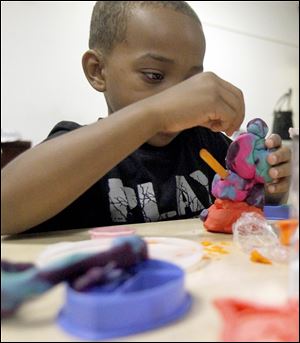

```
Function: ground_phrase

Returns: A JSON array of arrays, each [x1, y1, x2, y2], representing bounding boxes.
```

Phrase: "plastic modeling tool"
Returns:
[[199, 148, 229, 179]]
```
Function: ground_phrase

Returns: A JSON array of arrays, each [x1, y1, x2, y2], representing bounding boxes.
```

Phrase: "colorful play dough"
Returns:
[[226, 118, 272, 184], [200, 118, 271, 233]]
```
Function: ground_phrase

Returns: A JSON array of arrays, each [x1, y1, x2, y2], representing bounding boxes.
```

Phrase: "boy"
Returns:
[[1, 1, 291, 235]]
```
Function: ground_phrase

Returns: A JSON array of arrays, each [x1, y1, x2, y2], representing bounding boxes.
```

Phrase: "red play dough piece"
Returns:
[[203, 199, 263, 233], [214, 298, 299, 342]]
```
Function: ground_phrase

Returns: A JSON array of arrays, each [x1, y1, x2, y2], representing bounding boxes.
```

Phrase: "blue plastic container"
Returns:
[[57, 259, 192, 340], [264, 205, 290, 220]]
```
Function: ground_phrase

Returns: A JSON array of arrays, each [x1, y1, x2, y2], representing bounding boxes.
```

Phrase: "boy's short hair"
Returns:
[[89, 1, 201, 54]]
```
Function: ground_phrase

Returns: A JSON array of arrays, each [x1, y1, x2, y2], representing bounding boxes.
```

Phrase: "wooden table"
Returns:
[[1, 219, 289, 342]]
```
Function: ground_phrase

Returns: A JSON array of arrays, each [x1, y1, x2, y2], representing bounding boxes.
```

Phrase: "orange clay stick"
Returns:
[[199, 149, 229, 179], [275, 219, 299, 246]]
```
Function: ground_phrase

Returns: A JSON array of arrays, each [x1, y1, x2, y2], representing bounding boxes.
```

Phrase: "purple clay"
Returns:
[[199, 209, 209, 221]]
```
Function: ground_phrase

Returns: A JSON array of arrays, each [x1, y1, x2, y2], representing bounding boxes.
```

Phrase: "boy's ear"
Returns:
[[82, 50, 106, 92]]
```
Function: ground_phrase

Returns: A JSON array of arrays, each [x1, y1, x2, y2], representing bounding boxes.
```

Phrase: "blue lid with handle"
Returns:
[[264, 205, 290, 220], [57, 259, 192, 340]]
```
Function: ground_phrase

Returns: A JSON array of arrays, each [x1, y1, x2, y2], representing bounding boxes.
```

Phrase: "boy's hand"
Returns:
[[154, 71, 245, 136], [265, 134, 291, 199]]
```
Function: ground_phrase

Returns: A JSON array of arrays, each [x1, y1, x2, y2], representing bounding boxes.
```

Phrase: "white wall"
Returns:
[[1, 1, 101, 145], [188, 1, 299, 133], [1, 1, 299, 146]]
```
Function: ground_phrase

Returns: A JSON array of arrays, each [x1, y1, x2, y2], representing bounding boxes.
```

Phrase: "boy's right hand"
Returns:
[[152, 71, 245, 136]]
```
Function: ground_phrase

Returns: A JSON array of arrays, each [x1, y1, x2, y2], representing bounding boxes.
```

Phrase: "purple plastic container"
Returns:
[[264, 205, 290, 220], [57, 259, 192, 340]]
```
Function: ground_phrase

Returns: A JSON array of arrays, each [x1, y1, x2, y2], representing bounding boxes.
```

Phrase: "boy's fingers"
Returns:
[[269, 161, 291, 179], [217, 77, 245, 113], [217, 75, 244, 103], [217, 80, 245, 134], [226, 107, 245, 136], [267, 177, 290, 194], [212, 101, 238, 134], [265, 134, 282, 148], [219, 89, 244, 124], [267, 146, 292, 165]]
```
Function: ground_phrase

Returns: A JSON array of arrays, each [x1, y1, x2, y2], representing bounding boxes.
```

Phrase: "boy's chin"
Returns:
[[146, 131, 180, 147]]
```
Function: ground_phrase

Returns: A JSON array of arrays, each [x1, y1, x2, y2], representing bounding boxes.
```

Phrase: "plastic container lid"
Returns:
[[264, 205, 290, 220], [37, 237, 203, 271], [89, 225, 135, 239], [57, 259, 192, 340]]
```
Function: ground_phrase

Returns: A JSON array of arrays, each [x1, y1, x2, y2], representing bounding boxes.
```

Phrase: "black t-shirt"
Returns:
[[27, 121, 231, 232]]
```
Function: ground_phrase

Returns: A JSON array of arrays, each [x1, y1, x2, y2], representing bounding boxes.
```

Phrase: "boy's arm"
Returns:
[[1, 72, 245, 235], [1, 100, 160, 235]]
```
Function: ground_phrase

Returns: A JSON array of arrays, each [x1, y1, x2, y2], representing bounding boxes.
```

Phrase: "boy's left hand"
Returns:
[[265, 134, 291, 197]]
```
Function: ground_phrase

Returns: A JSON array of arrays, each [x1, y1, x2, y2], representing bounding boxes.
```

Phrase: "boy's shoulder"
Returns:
[[45, 118, 107, 141], [45, 120, 83, 141]]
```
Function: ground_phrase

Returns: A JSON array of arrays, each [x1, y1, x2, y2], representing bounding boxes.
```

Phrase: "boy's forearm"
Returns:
[[1, 99, 161, 235]]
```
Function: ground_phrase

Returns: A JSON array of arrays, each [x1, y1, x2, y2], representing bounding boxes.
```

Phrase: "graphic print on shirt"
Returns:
[[108, 170, 212, 223]]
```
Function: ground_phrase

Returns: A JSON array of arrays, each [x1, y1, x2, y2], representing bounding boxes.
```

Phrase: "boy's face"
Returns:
[[102, 7, 205, 146]]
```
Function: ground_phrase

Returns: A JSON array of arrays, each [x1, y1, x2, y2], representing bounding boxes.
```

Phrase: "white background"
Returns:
[[1, 1, 299, 146]]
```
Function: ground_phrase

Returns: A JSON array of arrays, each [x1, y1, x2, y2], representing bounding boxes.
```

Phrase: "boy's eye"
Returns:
[[142, 71, 164, 82]]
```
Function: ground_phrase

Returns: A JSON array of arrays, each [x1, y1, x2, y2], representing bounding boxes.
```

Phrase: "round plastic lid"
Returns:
[[57, 259, 192, 340], [37, 237, 203, 271], [264, 205, 290, 220]]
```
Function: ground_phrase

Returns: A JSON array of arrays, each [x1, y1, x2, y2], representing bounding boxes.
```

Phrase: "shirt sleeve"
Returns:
[[24, 121, 92, 233], [44, 121, 83, 141]]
